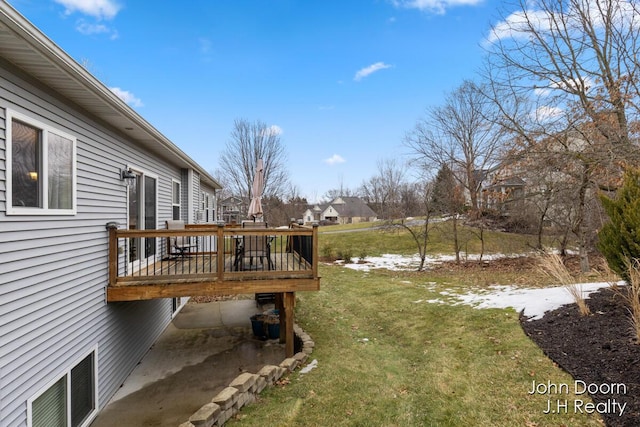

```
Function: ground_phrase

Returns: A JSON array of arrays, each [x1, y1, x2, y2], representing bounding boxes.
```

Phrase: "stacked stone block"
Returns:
[[178, 324, 315, 426]]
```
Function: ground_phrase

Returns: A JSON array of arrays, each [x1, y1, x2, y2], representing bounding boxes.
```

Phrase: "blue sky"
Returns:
[[8, 0, 506, 202]]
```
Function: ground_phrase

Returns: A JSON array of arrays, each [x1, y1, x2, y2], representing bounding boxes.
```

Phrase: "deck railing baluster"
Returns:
[[109, 224, 318, 298]]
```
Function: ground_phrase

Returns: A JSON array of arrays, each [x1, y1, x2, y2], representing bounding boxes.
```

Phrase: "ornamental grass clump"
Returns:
[[624, 261, 640, 342], [540, 253, 591, 316]]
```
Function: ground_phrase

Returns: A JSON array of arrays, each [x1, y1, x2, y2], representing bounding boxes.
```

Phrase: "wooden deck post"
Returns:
[[106, 222, 118, 286], [216, 223, 225, 280], [312, 223, 319, 279], [276, 293, 285, 343], [284, 292, 295, 357]]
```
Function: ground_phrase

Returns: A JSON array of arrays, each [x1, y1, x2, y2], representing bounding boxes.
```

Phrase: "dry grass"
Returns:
[[539, 253, 591, 316], [608, 260, 640, 342], [627, 263, 640, 342]]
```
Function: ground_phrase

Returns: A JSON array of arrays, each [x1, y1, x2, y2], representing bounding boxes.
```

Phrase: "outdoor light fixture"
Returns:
[[120, 168, 136, 186]]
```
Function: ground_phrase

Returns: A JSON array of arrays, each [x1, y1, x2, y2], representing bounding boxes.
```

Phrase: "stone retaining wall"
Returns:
[[178, 324, 315, 427]]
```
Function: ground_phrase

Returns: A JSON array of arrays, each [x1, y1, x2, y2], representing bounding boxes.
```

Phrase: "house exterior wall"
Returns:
[[200, 182, 217, 224], [0, 59, 182, 426], [321, 205, 339, 222]]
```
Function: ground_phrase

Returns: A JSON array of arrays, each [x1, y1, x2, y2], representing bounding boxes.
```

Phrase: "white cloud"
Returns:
[[268, 125, 283, 136], [485, 1, 637, 47], [76, 21, 108, 34], [324, 154, 345, 165], [392, 0, 482, 15], [534, 105, 564, 122], [76, 19, 118, 39], [110, 87, 143, 108], [354, 62, 393, 82], [54, 0, 122, 20], [483, 10, 549, 46]]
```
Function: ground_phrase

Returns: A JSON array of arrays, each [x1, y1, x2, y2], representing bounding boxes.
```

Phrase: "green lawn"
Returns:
[[318, 219, 543, 259], [229, 262, 603, 426]]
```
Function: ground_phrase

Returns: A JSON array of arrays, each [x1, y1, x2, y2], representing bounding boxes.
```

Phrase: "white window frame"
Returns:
[[172, 179, 181, 220], [27, 345, 99, 427], [6, 109, 77, 215]]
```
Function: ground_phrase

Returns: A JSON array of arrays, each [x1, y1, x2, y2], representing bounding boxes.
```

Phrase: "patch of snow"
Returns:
[[432, 281, 623, 320], [343, 253, 530, 272], [341, 252, 620, 320], [300, 359, 318, 374]]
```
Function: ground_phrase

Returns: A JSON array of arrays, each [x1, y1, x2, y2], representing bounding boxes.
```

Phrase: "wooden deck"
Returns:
[[106, 223, 320, 357], [107, 223, 319, 301]]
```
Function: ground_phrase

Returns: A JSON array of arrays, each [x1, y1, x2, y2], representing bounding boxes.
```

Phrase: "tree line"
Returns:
[[215, 0, 640, 273]]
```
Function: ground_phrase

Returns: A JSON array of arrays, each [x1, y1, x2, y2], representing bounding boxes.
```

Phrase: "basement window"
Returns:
[[28, 349, 98, 427]]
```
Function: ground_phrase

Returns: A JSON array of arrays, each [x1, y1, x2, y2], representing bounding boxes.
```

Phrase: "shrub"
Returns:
[[597, 168, 640, 282], [321, 243, 335, 260], [337, 248, 353, 264]]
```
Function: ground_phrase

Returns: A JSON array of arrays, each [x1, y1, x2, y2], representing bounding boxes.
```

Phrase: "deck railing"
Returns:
[[106, 222, 319, 301]]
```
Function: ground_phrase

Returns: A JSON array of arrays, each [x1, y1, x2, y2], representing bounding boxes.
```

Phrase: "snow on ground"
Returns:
[[453, 282, 620, 320], [343, 253, 529, 272], [339, 253, 622, 321]]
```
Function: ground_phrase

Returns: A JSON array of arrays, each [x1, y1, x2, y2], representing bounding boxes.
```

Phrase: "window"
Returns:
[[202, 191, 214, 223], [7, 110, 76, 215], [28, 349, 98, 427], [172, 180, 181, 220]]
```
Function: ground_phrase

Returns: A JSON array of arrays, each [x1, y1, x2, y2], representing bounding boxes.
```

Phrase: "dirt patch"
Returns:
[[520, 287, 640, 426], [427, 253, 615, 288]]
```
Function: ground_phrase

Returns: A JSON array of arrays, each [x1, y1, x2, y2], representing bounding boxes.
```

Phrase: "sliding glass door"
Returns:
[[128, 170, 157, 266]]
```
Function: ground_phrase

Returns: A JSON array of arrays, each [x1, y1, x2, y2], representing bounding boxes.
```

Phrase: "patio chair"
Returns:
[[235, 221, 273, 271], [166, 220, 197, 258]]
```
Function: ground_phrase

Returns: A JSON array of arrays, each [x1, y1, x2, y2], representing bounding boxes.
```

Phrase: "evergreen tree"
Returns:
[[597, 169, 640, 282], [431, 164, 461, 215]]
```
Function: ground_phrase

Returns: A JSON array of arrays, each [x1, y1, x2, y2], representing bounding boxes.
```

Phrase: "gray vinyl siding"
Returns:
[[193, 171, 201, 222], [181, 168, 189, 223], [0, 61, 180, 425], [0, 107, 5, 212]]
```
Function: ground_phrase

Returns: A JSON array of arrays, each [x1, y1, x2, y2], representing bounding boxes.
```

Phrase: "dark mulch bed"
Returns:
[[520, 287, 640, 426]]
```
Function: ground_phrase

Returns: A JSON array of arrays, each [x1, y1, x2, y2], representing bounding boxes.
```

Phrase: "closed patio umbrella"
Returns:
[[247, 159, 264, 220]]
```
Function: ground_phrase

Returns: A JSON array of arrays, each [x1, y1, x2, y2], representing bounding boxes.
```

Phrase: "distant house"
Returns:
[[0, 4, 222, 427], [469, 168, 526, 212], [219, 195, 247, 224], [482, 175, 526, 211], [303, 197, 378, 225]]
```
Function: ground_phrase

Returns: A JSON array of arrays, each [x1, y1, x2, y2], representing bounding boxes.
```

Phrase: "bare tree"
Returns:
[[386, 180, 436, 271], [404, 80, 507, 218], [482, 0, 640, 271], [360, 158, 407, 219], [218, 118, 289, 199], [484, 0, 640, 150]]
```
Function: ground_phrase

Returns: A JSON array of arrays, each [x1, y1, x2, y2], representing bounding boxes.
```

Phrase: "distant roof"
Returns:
[[487, 176, 526, 189], [332, 197, 378, 218], [221, 196, 246, 204], [0, 2, 221, 190]]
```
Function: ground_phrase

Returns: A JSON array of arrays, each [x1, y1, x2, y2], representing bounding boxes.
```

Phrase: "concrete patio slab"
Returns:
[[90, 299, 284, 427]]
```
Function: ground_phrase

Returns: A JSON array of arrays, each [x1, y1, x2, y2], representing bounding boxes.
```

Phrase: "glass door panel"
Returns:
[[144, 176, 157, 258], [128, 174, 141, 263]]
